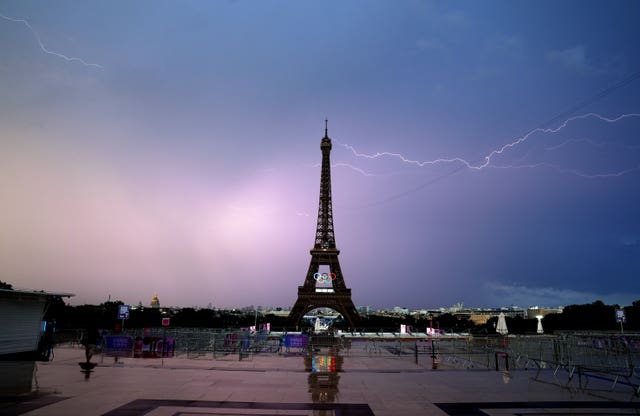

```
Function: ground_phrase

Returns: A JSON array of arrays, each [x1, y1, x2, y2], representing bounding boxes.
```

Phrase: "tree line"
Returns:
[[40, 297, 640, 335]]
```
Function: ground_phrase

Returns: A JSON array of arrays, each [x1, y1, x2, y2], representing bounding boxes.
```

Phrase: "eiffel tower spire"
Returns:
[[315, 118, 336, 249], [289, 121, 359, 328]]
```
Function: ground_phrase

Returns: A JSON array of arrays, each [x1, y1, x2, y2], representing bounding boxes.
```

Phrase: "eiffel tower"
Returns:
[[289, 121, 359, 328]]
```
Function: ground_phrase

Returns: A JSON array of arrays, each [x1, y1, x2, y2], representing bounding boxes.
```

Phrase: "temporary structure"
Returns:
[[536, 315, 544, 334], [496, 312, 508, 335], [0, 289, 74, 357], [314, 316, 323, 332]]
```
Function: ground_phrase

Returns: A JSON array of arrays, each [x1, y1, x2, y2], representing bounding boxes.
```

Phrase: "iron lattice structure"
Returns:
[[288, 123, 360, 328]]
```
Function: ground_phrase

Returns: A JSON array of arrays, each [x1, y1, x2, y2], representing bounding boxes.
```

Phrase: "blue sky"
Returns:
[[1, 1, 639, 309]]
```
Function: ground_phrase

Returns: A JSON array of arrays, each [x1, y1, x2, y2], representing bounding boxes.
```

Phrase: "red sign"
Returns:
[[161, 317, 170, 327]]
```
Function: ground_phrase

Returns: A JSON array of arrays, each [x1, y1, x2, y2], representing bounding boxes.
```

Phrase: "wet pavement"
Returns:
[[1, 346, 638, 415]]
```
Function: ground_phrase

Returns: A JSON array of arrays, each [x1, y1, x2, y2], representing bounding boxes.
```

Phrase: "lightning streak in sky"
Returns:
[[560, 165, 640, 178], [0, 12, 103, 69], [337, 113, 640, 178], [310, 162, 378, 177], [545, 138, 606, 151], [332, 163, 378, 177], [336, 145, 475, 169], [488, 163, 640, 178], [480, 113, 640, 169]]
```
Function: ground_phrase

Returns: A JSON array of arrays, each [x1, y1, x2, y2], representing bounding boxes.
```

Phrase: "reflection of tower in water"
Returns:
[[305, 350, 343, 413]]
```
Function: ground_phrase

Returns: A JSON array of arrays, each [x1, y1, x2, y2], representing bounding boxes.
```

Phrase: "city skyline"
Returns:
[[1, 1, 639, 309]]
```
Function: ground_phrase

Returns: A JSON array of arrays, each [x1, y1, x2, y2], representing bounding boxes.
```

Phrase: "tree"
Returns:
[[0, 280, 13, 289], [542, 300, 619, 333], [623, 300, 640, 331]]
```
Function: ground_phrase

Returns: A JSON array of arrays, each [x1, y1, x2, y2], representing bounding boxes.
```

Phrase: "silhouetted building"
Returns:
[[0, 288, 73, 358]]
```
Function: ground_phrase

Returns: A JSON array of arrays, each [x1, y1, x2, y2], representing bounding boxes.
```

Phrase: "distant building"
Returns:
[[449, 302, 464, 313], [357, 305, 371, 315], [150, 294, 160, 308], [527, 306, 563, 319], [468, 313, 493, 325], [393, 306, 409, 315], [457, 307, 526, 325], [265, 308, 290, 317], [501, 306, 527, 319]]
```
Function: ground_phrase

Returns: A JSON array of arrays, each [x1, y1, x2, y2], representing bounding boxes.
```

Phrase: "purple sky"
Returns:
[[1, 1, 639, 309]]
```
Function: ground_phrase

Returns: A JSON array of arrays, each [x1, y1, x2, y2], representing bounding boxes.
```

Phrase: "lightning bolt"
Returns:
[[309, 162, 379, 177], [488, 163, 640, 178], [337, 112, 640, 178], [545, 138, 606, 151], [332, 163, 379, 177], [336, 144, 475, 169], [479, 113, 640, 169], [545, 137, 640, 152], [1, 12, 103, 69]]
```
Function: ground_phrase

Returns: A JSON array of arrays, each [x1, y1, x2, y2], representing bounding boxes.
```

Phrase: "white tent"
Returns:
[[314, 317, 322, 332], [536, 315, 544, 334], [496, 312, 508, 335]]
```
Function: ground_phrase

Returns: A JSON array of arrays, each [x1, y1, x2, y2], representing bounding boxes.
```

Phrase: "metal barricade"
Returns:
[[102, 335, 134, 362], [503, 333, 640, 395]]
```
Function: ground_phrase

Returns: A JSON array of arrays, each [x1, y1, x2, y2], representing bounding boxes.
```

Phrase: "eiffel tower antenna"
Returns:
[[288, 122, 359, 329]]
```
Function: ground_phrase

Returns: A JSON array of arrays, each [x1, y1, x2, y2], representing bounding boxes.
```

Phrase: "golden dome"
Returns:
[[150, 294, 160, 307]]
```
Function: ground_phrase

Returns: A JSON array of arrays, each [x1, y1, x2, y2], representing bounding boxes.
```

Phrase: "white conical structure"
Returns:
[[314, 317, 322, 332], [496, 312, 508, 335], [536, 315, 544, 334]]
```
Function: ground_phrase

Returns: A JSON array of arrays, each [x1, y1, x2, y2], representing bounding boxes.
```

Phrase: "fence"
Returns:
[[61, 327, 640, 395], [508, 333, 640, 395], [96, 328, 282, 360], [413, 333, 640, 396]]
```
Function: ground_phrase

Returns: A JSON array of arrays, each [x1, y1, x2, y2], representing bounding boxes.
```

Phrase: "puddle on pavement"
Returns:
[[305, 347, 343, 414]]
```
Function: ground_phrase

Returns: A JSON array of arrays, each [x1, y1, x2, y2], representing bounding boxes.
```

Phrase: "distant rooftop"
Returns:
[[0, 288, 75, 298]]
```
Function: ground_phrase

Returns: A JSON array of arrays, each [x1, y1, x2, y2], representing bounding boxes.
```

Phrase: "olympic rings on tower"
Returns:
[[313, 272, 337, 284]]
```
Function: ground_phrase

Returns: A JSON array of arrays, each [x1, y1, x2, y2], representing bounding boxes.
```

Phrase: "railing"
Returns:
[[421, 333, 640, 396], [509, 334, 640, 396], [57, 327, 640, 395]]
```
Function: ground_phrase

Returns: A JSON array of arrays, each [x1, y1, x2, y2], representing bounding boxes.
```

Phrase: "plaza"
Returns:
[[2, 337, 639, 416]]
